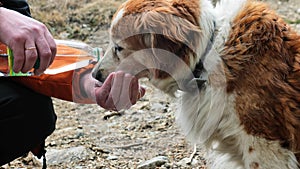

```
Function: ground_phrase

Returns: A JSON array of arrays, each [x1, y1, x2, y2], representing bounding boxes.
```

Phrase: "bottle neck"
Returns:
[[92, 47, 103, 61]]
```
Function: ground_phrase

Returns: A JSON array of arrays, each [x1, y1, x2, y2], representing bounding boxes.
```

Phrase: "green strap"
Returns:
[[7, 47, 38, 76]]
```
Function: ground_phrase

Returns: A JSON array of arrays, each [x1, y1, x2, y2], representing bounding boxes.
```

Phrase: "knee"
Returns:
[[25, 94, 57, 135], [11, 91, 57, 136], [0, 91, 57, 165]]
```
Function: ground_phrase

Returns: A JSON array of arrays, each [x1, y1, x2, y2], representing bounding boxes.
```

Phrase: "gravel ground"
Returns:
[[1, 0, 300, 168]]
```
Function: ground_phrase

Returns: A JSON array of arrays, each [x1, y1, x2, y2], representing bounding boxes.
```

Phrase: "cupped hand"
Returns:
[[88, 71, 145, 111], [0, 7, 56, 75]]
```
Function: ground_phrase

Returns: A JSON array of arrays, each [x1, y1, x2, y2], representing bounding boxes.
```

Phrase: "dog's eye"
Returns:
[[114, 45, 124, 53], [112, 45, 123, 62]]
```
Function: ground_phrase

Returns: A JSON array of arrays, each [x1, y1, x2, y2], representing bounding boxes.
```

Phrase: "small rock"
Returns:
[[74, 166, 84, 169], [48, 141, 57, 146], [107, 155, 119, 160], [297, 8, 300, 14], [42, 146, 91, 165], [176, 157, 199, 167], [137, 156, 169, 169], [150, 103, 166, 111]]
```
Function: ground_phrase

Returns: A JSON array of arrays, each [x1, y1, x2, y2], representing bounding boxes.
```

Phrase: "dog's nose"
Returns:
[[94, 70, 106, 82]]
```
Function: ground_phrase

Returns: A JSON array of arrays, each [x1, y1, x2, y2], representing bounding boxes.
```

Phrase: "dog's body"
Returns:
[[92, 0, 300, 168]]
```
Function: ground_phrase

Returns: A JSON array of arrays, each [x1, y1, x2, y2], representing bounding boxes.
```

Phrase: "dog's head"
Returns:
[[92, 0, 215, 95]]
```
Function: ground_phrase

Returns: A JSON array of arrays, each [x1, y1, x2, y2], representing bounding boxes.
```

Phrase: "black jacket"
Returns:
[[0, 0, 31, 17]]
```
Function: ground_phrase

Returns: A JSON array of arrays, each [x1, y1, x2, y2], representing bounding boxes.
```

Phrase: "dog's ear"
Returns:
[[139, 11, 201, 63]]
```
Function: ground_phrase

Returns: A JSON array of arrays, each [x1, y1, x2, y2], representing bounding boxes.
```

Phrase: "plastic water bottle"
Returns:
[[43, 39, 103, 75], [0, 39, 103, 76], [54, 39, 102, 62]]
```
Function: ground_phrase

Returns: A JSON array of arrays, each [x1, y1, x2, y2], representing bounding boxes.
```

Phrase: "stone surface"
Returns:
[[137, 156, 169, 169], [44, 146, 92, 165]]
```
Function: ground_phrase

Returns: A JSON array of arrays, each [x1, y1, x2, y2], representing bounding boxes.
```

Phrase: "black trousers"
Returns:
[[0, 79, 57, 165]]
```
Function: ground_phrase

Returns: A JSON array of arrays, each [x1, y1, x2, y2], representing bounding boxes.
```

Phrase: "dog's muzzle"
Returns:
[[94, 70, 106, 83], [92, 66, 107, 83]]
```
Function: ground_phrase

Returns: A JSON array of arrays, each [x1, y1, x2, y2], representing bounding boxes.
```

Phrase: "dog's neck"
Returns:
[[192, 0, 217, 89], [193, 20, 216, 76]]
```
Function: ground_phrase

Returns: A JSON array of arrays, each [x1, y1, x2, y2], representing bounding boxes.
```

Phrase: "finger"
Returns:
[[34, 37, 52, 75], [105, 93, 117, 111], [10, 42, 25, 73], [22, 42, 38, 73], [44, 30, 56, 65], [95, 72, 115, 110], [110, 71, 125, 109], [118, 73, 135, 110], [129, 75, 139, 105]]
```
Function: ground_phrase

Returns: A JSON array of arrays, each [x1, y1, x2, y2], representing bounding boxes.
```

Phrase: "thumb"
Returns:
[[138, 86, 146, 99]]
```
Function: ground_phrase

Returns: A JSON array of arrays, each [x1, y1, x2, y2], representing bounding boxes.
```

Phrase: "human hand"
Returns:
[[0, 7, 56, 75], [82, 71, 145, 111], [95, 71, 146, 111]]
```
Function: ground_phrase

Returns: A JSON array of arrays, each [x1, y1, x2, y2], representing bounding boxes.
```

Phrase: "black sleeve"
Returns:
[[0, 0, 31, 17]]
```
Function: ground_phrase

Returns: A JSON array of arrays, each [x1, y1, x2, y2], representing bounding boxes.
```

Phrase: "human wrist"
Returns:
[[80, 72, 91, 97], [79, 71, 98, 100]]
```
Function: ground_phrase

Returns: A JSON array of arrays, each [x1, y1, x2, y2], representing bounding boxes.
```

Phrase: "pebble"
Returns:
[[40, 146, 92, 165], [176, 157, 199, 167], [106, 155, 119, 160], [137, 156, 169, 169]]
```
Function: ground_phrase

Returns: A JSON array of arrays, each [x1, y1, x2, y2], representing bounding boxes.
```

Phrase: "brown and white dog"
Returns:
[[92, 0, 300, 168]]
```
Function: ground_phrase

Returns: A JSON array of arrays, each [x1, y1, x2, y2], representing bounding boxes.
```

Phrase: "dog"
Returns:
[[92, 0, 300, 168]]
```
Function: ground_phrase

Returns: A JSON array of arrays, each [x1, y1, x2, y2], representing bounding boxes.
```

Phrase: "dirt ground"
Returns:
[[2, 0, 300, 168]]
